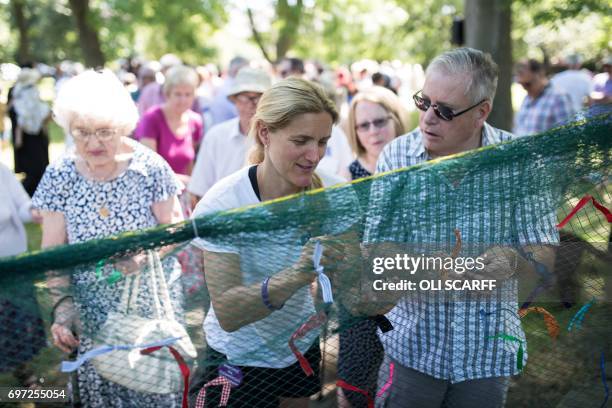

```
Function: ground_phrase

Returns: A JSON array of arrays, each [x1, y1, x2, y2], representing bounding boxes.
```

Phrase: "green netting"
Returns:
[[0, 109, 610, 408]]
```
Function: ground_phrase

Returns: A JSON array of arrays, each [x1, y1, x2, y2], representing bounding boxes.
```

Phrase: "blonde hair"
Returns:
[[162, 65, 199, 96], [347, 86, 409, 157], [248, 78, 338, 190], [53, 69, 138, 133]]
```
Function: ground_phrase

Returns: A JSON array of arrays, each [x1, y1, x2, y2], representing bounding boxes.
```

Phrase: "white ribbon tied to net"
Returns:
[[313, 241, 333, 303]]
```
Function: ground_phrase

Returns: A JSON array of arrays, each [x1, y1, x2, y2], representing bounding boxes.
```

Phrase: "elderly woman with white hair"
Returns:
[[31, 70, 185, 407]]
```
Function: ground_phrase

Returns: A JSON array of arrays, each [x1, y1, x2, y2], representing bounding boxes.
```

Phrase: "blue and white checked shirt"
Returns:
[[514, 83, 574, 137], [364, 123, 559, 382]]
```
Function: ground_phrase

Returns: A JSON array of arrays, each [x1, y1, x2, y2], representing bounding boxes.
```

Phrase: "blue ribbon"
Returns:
[[567, 298, 596, 332], [60, 336, 183, 372]]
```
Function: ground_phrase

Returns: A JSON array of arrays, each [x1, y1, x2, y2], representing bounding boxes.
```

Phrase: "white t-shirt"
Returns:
[[191, 166, 351, 368], [188, 117, 253, 198], [317, 125, 353, 180]]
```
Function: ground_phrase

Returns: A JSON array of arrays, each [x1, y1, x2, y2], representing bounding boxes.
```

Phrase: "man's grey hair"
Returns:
[[426, 47, 499, 106]]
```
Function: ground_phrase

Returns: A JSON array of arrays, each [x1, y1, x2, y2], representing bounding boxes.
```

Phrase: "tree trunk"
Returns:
[[275, 0, 303, 62], [67, 0, 105, 68], [11, 0, 31, 65], [465, 0, 513, 132]]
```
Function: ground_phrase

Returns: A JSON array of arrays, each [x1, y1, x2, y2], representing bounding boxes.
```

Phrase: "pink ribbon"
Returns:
[[195, 376, 232, 408], [288, 311, 327, 376], [377, 362, 395, 397]]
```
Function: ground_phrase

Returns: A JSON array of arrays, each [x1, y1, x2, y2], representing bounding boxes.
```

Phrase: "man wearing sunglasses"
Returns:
[[364, 48, 558, 408]]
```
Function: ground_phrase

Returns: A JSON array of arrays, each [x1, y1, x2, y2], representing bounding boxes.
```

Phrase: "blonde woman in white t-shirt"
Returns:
[[190, 78, 365, 407]]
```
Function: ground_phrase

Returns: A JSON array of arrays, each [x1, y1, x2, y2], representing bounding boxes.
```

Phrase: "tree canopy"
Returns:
[[0, 0, 609, 68]]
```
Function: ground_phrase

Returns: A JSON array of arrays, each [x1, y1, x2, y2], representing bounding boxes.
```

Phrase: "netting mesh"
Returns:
[[0, 108, 610, 407]]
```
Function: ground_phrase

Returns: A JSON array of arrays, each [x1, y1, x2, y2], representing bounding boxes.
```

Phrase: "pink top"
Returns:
[[135, 106, 203, 175]]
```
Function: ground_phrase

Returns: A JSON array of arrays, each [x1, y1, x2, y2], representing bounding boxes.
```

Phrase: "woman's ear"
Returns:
[[257, 121, 270, 146]]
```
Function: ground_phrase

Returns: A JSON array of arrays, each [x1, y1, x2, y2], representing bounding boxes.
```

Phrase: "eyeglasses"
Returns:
[[355, 116, 392, 133], [413, 91, 485, 121], [235, 93, 262, 105], [71, 128, 117, 141]]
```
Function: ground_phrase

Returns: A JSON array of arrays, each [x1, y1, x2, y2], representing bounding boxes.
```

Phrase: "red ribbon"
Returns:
[[140, 345, 190, 408], [195, 376, 232, 408], [288, 311, 327, 376], [518, 306, 560, 340], [337, 380, 374, 408], [557, 195, 612, 229]]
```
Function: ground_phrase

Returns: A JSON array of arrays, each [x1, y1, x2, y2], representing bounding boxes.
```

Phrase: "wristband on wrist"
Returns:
[[261, 277, 284, 311]]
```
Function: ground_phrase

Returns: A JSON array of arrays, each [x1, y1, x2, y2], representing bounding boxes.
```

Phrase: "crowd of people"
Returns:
[[0, 47, 610, 408]]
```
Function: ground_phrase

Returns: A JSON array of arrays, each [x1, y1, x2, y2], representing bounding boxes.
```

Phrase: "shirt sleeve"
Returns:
[[31, 163, 69, 213], [190, 195, 239, 254], [9, 175, 32, 222], [513, 171, 560, 246], [149, 158, 182, 203]]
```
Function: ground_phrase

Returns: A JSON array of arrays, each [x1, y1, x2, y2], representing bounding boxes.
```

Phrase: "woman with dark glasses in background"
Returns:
[[344, 86, 409, 180]]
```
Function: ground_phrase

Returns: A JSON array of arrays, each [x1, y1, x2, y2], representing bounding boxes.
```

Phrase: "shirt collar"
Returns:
[[481, 122, 502, 146], [408, 128, 426, 157], [230, 117, 247, 140]]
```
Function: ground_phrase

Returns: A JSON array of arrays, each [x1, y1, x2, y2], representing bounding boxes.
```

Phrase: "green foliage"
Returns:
[[519, 0, 611, 25], [0, 0, 609, 68], [101, 0, 226, 63], [278, 0, 462, 66], [512, 0, 611, 63], [1, 0, 226, 65]]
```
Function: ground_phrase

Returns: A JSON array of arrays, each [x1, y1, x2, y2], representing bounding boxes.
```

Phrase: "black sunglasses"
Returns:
[[413, 91, 485, 121]]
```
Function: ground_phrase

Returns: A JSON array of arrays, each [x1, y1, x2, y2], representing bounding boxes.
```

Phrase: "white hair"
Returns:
[[426, 47, 499, 106], [53, 69, 138, 132]]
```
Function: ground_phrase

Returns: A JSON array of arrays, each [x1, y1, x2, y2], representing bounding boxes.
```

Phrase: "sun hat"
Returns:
[[227, 67, 272, 97]]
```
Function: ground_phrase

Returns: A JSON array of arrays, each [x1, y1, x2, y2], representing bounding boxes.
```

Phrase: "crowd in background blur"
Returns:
[[2, 52, 610, 204], [0, 52, 609, 235]]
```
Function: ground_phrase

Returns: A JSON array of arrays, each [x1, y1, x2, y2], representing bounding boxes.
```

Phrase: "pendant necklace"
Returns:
[[84, 160, 118, 218]]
